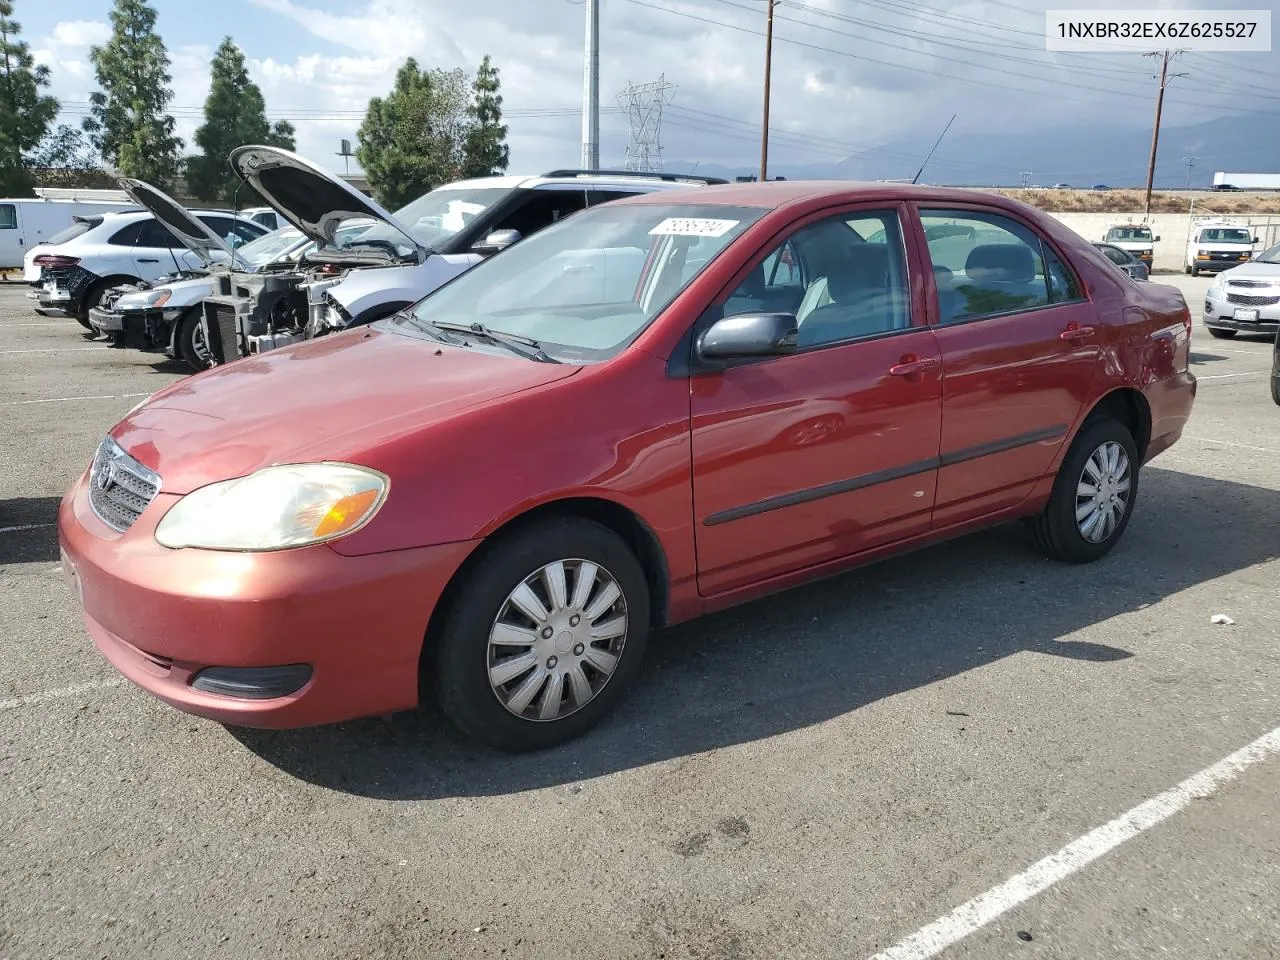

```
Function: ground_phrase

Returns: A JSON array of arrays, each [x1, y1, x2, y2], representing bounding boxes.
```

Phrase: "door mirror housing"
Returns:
[[472, 229, 521, 256], [697, 313, 799, 360], [1254, 235, 1261, 244], [1154, 235, 1161, 241]]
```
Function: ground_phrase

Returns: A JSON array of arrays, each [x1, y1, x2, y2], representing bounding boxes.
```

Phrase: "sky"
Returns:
[[12, 0, 1280, 182]]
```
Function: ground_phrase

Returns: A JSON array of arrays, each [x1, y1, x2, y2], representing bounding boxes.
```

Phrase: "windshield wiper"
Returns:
[[429, 321, 560, 363]]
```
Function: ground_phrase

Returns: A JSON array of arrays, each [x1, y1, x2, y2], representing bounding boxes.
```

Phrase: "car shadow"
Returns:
[[1190, 352, 1231, 364], [0, 497, 62, 564], [228, 466, 1278, 800]]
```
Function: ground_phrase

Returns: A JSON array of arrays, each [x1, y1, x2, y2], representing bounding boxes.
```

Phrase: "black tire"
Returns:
[[1190, 264, 1200, 277], [1207, 327, 1237, 340], [175, 308, 211, 372], [75, 281, 117, 330], [1183, 264, 1191, 275], [1029, 416, 1140, 564], [432, 517, 651, 752]]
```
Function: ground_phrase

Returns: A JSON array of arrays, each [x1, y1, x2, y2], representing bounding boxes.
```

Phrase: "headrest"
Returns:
[[827, 246, 890, 302], [965, 243, 1035, 283]]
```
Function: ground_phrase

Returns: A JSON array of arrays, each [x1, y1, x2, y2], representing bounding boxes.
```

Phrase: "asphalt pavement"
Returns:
[[1, 276, 1278, 960]]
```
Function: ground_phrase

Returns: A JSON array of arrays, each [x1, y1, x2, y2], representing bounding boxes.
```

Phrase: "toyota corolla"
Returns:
[[58, 182, 1197, 751]]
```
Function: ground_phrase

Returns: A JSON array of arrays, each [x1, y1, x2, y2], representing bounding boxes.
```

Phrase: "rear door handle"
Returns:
[[889, 356, 941, 377], [1060, 324, 1096, 341]]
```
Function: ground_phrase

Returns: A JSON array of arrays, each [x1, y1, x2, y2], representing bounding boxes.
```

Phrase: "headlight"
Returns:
[[154, 463, 389, 551], [1209, 274, 1227, 291], [144, 289, 172, 307]]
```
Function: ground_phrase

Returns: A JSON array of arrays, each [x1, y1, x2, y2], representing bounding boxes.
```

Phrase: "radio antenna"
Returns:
[[912, 113, 956, 185]]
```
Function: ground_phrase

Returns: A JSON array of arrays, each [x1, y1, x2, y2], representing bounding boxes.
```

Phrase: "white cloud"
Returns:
[[51, 20, 111, 48]]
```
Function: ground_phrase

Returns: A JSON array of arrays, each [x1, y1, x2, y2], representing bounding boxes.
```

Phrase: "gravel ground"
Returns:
[[1, 276, 1278, 960]]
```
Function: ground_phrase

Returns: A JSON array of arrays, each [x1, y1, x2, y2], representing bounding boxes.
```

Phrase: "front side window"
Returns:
[[722, 210, 911, 347], [490, 189, 590, 239], [132, 219, 181, 248], [0, 204, 15, 230], [920, 209, 1082, 323], [390, 202, 767, 362]]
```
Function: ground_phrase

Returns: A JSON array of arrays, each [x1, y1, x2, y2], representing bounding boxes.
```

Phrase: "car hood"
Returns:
[[229, 145, 425, 256], [118, 178, 245, 270], [111, 328, 581, 494], [1219, 261, 1280, 280]]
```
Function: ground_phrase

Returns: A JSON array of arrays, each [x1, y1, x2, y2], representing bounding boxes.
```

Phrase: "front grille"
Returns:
[[1226, 293, 1280, 307], [88, 437, 161, 533]]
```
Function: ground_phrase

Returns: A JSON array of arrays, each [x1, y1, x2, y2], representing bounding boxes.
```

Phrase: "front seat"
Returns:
[[956, 243, 1042, 317], [796, 246, 896, 346]]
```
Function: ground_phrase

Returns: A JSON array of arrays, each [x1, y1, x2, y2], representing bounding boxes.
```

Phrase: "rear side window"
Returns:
[[0, 204, 15, 229], [47, 219, 100, 244], [109, 219, 181, 248], [920, 209, 1083, 323]]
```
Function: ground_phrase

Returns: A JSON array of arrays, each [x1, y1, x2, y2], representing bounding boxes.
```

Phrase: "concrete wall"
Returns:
[[1050, 212, 1280, 273]]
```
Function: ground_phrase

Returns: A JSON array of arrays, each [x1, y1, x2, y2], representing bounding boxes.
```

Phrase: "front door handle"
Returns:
[[1060, 324, 1096, 341], [889, 356, 941, 378], [137, 258, 160, 263]]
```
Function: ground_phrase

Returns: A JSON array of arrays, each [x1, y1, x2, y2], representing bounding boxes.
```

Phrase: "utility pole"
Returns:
[[581, 0, 600, 170], [760, 0, 776, 182], [1183, 155, 1198, 189], [1143, 50, 1188, 216]]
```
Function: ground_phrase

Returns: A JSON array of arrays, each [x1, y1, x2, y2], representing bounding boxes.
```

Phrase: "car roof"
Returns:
[[435, 173, 718, 192], [603, 179, 1041, 210]]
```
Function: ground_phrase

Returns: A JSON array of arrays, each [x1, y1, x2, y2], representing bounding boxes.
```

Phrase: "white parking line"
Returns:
[[0, 523, 54, 534], [1185, 435, 1280, 454], [1195, 370, 1266, 381], [0, 678, 128, 712], [0, 392, 147, 406], [1, 321, 81, 326], [0, 347, 98, 355], [867, 723, 1280, 960]]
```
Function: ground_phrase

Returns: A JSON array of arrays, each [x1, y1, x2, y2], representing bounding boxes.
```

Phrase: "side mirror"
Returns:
[[472, 229, 521, 256], [1154, 235, 1161, 241], [697, 313, 798, 361], [1254, 236, 1261, 244]]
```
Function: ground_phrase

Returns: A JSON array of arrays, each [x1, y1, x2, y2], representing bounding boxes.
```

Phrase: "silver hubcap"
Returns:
[[191, 321, 210, 366], [1075, 441, 1131, 543], [488, 559, 628, 722]]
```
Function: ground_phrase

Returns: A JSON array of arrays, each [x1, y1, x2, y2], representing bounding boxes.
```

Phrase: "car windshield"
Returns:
[[46, 218, 102, 245], [236, 227, 304, 265], [1106, 227, 1151, 241], [1201, 228, 1252, 243], [1256, 242, 1280, 263], [385, 202, 767, 362], [343, 186, 512, 255]]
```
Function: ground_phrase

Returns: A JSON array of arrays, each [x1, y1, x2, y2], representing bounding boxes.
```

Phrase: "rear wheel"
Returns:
[[1030, 416, 1140, 564], [432, 518, 651, 752], [1207, 327, 1237, 340], [176, 308, 211, 372]]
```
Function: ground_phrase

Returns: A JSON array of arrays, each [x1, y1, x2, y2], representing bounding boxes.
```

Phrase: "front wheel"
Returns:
[[432, 517, 651, 752], [175, 309, 211, 372], [1029, 416, 1140, 563], [1271, 332, 1280, 406], [1191, 264, 1201, 277]]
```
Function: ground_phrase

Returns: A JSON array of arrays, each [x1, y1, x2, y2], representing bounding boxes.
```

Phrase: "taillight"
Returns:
[[34, 255, 80, 268]]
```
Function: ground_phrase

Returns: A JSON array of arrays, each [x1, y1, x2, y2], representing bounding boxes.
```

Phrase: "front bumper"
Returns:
[[1204, 289, 1280, 334], [57, 471, 479, 728], [88, 306, 124, 333], [1193, 254, 1253, 273]]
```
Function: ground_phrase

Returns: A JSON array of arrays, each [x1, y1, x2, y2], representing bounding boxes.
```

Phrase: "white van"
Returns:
[[0, 197, 138, 271], [1185, 219, 1259, 276]]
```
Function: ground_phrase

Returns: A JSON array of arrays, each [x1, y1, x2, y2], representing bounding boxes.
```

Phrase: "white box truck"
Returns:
[[0, 197, 138, 272]]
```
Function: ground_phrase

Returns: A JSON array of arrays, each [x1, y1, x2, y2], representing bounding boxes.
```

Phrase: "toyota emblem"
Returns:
[[94, 460, 113, 492]]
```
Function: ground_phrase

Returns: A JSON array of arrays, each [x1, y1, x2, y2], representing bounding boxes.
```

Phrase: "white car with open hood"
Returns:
[[200, 145, 725, 364]]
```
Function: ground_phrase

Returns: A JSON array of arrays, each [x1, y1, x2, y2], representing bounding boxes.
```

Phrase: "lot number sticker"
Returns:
[[649, 218, 740, 238]]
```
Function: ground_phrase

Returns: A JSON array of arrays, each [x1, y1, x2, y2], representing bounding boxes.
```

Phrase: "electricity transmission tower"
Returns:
[[1183, 155, 1198, 189], [617, 75, 676, 172]]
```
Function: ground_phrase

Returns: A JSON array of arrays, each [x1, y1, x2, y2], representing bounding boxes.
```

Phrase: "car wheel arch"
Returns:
[[417, 496, 671, 690], [81, 274, 141, 312], [1081, 387, 1152, 461]]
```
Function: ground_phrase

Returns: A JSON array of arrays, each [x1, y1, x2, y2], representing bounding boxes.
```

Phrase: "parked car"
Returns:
[[1, 196, 137, 271], [201, 146, 726, 364], [1272, 328, 1280, 405], [22, 214, 112, 300], [1093, 242, 1150, 280], [241, 206, 282, 230], [1100, 223, 1157, 269], [58, 182, 1197, 751], [30, 207, 269, 327], [1091, 184, 1111, 191], [1185, 219, 1261, 277], [1203, 239, 1280, 340]]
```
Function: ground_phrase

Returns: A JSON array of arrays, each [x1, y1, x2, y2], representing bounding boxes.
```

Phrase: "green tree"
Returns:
[[462, 54, 509, 179], [28, 124, 110, 188], [187, 37, 297, 204], [83, 0, 182, 187], [0, 0, 59, 196], [356, 58, 472, 209]]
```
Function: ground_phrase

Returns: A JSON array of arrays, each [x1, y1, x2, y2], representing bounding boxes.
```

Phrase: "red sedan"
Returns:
[[58, 182, 1197, 751]]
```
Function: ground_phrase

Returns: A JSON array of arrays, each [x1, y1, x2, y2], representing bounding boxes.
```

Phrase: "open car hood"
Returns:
[[118, 178, 246, 270], [229, 145, 426, 256]]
